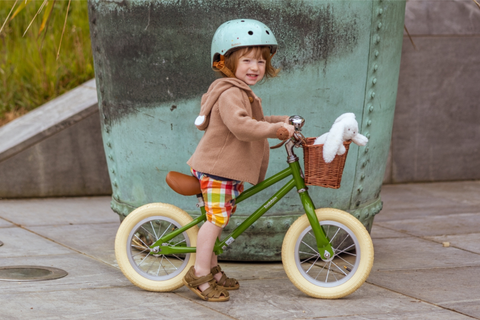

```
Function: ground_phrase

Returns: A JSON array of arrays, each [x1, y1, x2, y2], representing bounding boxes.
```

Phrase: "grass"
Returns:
[[0, 0, 94, 126]]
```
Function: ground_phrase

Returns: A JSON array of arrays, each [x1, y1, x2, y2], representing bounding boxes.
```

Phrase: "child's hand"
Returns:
[[276, 123, 295, 140]]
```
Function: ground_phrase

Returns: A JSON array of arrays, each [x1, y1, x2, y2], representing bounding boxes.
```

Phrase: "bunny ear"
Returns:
[[334, 112, 356, 124], [352, 133, 369, 146]]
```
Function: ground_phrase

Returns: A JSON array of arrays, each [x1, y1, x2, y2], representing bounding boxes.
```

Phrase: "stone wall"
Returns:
[[384, 0, 480, 183]]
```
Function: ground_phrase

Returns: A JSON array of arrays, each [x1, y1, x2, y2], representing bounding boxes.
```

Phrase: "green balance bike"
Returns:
[[114, 115, 374, 299]]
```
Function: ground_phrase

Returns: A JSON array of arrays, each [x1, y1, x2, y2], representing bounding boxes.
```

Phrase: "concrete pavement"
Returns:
[[1, 181, 480, 319]]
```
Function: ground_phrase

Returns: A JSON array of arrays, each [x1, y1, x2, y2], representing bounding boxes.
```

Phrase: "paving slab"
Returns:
[[177, 277, 448, 320], [368, 266, 480, 319], [0, 217, 13, 227], [320, 310, 474, 320], [29, 223, 119, 266], [371, 237, 480, 271], [376, 212, 480, 237], [370, 225, 409, 239], [0, 254, 131, 294], [0, 197, 117, 226], [0, 287, 232, 320], [0, 227, 73, 258], [425, 233, 480, 255], [378, 184, 480, 222]]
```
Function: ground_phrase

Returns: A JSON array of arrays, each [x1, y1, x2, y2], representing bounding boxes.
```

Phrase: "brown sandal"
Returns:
[[182, 266, 229, 302], [211, 265, 240, 290]]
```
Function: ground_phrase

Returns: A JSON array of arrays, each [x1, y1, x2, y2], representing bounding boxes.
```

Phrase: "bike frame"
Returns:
[[149, 140, 334, 260]]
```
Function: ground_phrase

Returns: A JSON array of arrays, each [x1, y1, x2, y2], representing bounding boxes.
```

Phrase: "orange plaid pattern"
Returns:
[[191, 168, 244, 228]]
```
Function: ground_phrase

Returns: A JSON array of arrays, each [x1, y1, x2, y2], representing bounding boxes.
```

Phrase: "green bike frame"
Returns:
[[149, 141, 334, 260]]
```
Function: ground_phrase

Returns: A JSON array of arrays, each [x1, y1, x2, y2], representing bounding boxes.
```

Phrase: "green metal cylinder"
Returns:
[[88, 0, 405, 261]]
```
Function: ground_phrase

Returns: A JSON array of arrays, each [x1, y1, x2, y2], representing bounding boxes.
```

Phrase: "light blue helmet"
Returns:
[[211, 19, 278, 70]]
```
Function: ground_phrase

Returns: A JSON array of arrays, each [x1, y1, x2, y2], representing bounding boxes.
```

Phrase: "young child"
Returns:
[[183, 19, 295, 302]]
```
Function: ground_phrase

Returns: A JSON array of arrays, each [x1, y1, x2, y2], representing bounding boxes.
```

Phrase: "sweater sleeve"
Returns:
[[265, 115, 289, 123], [218, 88, 284, 142]]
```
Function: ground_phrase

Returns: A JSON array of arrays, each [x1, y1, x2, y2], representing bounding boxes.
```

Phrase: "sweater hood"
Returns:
[[194, 78, 256, 130]]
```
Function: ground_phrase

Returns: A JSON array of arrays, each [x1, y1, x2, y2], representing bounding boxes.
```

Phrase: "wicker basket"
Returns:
[[303, 138, 352, 189]]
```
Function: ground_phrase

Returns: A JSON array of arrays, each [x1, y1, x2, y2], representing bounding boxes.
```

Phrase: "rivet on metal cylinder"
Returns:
[[111, 169, 115, 174], [361, 174, 366, 180], [108, 155, 114, 161], [372, 78, 377, 85], [375, 50, 379, 57], [358, 186, 364, 193], [370, 91, 376, 99], [368, 104, 374, 112], [367, 120, 372, 126], [102, 100, 107, 107], [366, 133, 371, 139], [365, 147, 369, 153], [375, 35, 381, 43], [377, 8, 383, 15], [362, 161, 367, 167], [107, 142, 112, 148], [377, 22, 382, 29], [374, 64, 378, 72]]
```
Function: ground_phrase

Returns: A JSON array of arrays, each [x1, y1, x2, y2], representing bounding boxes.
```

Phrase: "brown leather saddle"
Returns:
[[165, 171, 201, 196]]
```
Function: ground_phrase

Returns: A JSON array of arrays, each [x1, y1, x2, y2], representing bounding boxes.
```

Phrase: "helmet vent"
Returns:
[[248, 31, 253, 35], [266, 30, 270, 35], [241, 20, 245, 22]]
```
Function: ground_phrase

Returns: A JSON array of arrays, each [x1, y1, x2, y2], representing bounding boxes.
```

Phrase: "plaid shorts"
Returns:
[[191, 168, 244, 228]]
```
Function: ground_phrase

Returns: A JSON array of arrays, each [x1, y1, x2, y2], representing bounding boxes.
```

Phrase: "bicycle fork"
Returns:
[[289, 160, 335, 261]]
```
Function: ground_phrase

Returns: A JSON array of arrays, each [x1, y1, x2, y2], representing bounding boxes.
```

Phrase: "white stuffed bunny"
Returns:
[[313, 113, 369, 163]]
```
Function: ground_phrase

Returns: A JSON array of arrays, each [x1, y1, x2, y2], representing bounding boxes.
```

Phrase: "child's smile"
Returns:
[[235, 53, 266, 86]]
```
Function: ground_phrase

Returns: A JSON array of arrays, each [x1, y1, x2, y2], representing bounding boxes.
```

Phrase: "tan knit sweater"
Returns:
[[187, 78, 287, 185]]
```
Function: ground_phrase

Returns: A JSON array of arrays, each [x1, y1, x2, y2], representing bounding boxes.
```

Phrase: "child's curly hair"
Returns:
[[220, 46, 279, 80]]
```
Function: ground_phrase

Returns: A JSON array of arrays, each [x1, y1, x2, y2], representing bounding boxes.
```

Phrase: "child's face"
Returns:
[[234, 51, 266, 86]]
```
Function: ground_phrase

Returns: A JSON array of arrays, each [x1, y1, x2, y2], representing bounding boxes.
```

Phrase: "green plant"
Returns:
[[0, 0, 94, 126]]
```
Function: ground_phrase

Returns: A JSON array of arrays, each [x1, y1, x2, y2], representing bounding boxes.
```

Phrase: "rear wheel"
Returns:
[[115, 203, 198, 292], [282, 208, 374, 299]]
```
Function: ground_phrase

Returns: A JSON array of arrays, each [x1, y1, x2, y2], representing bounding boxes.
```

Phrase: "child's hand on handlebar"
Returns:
[[276, 123, 295, 140]]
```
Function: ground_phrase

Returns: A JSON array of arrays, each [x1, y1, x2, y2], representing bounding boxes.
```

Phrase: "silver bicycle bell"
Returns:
[[289, 115, 305, 131]]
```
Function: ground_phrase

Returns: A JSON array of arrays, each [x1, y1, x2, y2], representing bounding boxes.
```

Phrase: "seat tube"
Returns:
[[289, 161, 334, 260]]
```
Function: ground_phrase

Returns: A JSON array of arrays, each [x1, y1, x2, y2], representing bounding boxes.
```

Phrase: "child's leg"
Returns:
[[194, 220, 222, 292]]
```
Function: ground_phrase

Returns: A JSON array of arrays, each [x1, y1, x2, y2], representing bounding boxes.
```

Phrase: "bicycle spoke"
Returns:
[[137, 252, 151, 267], [172, 239, 186, 246], [335, 243, 355, 256], [306, 255, 320, 273], [163, 255, 178, 270], [131, 244, 149, 252], [334, 233, 350, 252], [171, 254, 185, 262], [336, 253, 355, 268], [329, 227, 341, 244], [331, 260, 348, 276], [140, 226, 155, 241], [325, 262, 331, 282], [300, 254, 318, 265], [150, 221, 159, 240], [132, 250, 149, 258], [314, 261, 328, 280], [159, 223, 173, 240], [301, 240, 319, 255], [134, 234, 150, 248], [155, 256, 165, 276]]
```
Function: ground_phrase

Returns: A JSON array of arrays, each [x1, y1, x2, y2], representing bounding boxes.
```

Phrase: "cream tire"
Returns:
[[282, 208, 374, 299], [115, 203, 198, 292]]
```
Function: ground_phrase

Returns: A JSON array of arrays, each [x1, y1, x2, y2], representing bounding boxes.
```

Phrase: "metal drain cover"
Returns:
[[0, 266, 68, 281]]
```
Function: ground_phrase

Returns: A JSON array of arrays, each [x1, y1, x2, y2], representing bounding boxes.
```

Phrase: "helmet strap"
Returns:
[[212, 55, 235, 78]]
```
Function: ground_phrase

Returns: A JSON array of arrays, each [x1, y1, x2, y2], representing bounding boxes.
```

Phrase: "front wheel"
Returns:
[[115, 203, 199, 292], [282, 208, 374, 299]]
